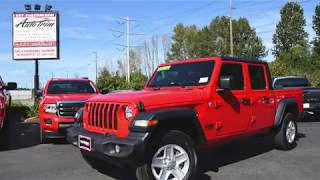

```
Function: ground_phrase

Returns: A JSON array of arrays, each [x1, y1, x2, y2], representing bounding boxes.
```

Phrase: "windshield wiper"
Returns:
[[168, 82, 186, 88]]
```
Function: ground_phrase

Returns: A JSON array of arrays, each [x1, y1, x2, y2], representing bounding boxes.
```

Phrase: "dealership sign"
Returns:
[[12, 12, 59, 60]]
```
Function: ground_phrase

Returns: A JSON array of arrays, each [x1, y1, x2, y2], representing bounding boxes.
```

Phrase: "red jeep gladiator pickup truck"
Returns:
[[0, 76, 17, 131], [67, 56, 303, 180], [39, 78, 98, 143]]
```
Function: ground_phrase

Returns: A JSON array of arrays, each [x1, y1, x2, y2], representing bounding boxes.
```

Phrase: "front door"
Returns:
[[212, 62, 251, 137], [0, 89, 5, 127]]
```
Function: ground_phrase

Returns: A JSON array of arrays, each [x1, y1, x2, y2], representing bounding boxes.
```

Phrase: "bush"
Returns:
[[10, 102, 39, 119], [270, 45, 320, 86], [97, 68, 148, 91]]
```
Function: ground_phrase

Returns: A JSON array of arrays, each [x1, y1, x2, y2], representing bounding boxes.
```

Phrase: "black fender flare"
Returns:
[[274, 98, 299, 128], [130, 107, 206, 144]]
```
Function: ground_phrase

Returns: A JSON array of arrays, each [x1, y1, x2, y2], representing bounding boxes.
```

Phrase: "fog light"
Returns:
[[106, 144, 121, 155], [44, 118, 52, 125], [115, 144, 120, 153]]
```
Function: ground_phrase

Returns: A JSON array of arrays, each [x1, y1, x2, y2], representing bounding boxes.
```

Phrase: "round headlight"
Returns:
[[125, 106, 133, 120]]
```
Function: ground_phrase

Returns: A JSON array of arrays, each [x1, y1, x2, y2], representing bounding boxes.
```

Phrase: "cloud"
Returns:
[[61, 27, 96, 40]]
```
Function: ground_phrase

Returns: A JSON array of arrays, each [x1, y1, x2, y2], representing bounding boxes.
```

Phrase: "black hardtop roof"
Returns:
[[221, 56, 268, 65]]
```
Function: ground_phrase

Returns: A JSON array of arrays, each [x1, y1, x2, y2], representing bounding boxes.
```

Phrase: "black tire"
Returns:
[[274, 112, 298, 150], [136, 130, 198, 180], [39, 127, 48, 144]]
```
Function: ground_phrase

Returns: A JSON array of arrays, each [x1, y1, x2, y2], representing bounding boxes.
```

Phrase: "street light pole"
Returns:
[[34, 59, 39, 103], [126, 16, 130, 82], [229, 0, 234, 56], [93, 52, 98, 83]]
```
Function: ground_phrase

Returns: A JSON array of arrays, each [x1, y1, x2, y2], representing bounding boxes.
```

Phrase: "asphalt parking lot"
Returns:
[[0, 111, 320, 180]]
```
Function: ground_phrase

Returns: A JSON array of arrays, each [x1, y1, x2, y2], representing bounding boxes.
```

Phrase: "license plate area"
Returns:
[[78, 135, 92, 151]]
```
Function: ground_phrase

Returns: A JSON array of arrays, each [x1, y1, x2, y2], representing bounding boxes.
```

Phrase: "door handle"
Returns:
[[262, 97, 270, 104], [241, 98, 251, 105]]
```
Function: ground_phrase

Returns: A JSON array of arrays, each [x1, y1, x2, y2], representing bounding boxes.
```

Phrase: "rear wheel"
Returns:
[[274, 112, 298, 150], [136, 130, 197, 180]]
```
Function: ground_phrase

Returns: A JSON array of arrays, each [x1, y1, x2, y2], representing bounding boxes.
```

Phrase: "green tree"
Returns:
[[313, 4, 320, 56], [269, 45, 320, 86], [97, 68, 148, 91], [167, 16, 266, 61], [167, 24, 188, 61], [272, 2, 308, 57]]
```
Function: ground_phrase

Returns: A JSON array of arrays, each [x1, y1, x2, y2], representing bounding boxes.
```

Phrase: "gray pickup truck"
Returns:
[[273, 76, 320, 117]]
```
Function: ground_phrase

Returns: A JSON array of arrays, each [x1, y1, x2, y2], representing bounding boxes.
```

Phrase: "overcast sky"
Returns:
[[0, 0, 318, 88]]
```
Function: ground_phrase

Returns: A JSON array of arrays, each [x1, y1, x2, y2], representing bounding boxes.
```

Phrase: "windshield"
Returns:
[[47, 81, 97, 94], [274, 77, 310, 88], [147, 61, 214, 88]]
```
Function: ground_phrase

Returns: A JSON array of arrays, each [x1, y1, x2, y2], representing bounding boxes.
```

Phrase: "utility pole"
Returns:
[[229, 0, 234, 56], [34, 59, 39, 103], [110, 17, 144, 82], [126, 16, 130, 82], [93, 51, 98, 83]]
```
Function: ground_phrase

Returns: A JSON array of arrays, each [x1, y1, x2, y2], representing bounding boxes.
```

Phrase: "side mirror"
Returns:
[[35, 89, 43, 97], [101, 89, 109, 94], [216, 76, 232, 93], [4, 82, 17, 90]]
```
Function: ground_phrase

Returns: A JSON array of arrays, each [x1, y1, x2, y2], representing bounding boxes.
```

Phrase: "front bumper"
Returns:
[[66, 126, 149, 167], [40, 112, 75, 135], [303, 102, 320, 112]]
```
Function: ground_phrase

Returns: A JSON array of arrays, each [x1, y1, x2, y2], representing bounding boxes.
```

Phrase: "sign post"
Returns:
[[12, 8, 59, 103]]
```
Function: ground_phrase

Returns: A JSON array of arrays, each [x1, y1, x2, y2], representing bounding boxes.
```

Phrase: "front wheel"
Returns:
[[274, 113, 298, 150], [136, 130, 198, 180], [39, 127, 48, 144]]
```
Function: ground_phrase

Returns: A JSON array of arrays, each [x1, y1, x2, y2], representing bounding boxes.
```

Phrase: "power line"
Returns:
[[230, 0, 234, 56], [110, 16, 144, 82], [132, 0, 222, 46]]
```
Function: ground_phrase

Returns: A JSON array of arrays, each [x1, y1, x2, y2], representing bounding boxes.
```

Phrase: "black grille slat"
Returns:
[[104, 104, 109, 129], [109, 104, 114, 129], [87, 104, 91, 125], [99, 104, 104, 128], [95, 104, 100, 127], [114, 105, 120, 129], [57, 101, 85, 117], [91, 103, 96, 126]]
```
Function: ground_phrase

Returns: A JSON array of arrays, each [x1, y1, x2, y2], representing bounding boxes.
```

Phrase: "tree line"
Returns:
[[97, 2, 320, 91]]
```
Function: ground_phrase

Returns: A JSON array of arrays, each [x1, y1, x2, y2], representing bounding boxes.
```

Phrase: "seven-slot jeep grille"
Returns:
[[86, 102, 121, 130]]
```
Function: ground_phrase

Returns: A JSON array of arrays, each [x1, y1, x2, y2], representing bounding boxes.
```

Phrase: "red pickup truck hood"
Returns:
[[43, 94, 97, 104], [88, 88, 206, 109]]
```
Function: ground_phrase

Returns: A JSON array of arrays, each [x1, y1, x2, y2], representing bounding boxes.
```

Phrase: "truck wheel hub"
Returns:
[[151, 144, 190, 180], [286, 121, 296, 143]]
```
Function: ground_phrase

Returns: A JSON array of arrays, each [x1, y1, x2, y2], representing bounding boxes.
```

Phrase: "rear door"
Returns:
[[213, 62, 252, 136], [247, 64, 275, 131], [0, 76, 5, 126]]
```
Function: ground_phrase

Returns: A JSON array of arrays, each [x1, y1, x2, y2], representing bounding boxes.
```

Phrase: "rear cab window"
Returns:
[[248, 65, 267, 90], [274, 77, 310, 88]]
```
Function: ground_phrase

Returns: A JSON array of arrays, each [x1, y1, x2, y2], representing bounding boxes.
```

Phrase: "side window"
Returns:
[[249, 65, 266, 90], [219, 63, 244, 90]]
